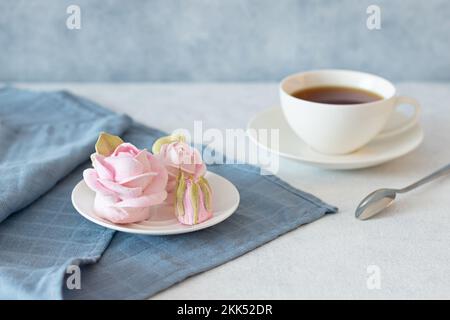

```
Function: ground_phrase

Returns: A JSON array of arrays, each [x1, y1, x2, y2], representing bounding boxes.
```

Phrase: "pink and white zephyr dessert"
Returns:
[[152, 134, 213, 225], [83, 133, 168, 224], [83, 132, 213, 226]]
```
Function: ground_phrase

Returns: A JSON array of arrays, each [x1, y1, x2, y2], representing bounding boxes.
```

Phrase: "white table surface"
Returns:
[[11, 82, 450, 299]]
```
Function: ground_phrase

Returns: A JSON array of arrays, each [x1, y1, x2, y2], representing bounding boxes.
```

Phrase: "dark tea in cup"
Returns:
[[291, 86, 383, 105]]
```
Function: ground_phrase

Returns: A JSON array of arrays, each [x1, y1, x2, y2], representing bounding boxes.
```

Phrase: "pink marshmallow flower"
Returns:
[[176, 175, 213, 225], [156, 139, 212, 225], [158, 140, 206, 179], [157, 140, 206, 204], [83, 143, 168, 224]]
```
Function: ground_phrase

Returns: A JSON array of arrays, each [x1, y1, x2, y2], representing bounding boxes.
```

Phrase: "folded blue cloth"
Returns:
[[0, 87, 132, 223], [0, 87, 337, 299]]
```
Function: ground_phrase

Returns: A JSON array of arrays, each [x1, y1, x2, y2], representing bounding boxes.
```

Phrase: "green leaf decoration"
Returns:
[[152, 134, 186, 154], [190, 181, 200, 224], [198, 177, 212, 212], [175, 171, 186, 217], [95, 132, 124, 156]]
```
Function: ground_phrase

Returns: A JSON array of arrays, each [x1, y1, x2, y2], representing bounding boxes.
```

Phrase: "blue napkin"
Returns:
[[0, 87, 337, 299], [0, 87, 131, 223]]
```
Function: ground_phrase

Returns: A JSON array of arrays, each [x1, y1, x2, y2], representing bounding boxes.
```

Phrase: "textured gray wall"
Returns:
[[0, 0, 449, 82]]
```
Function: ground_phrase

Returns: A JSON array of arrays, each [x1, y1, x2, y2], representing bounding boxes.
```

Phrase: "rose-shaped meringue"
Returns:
[[158, 140, 206, 179], [175, 173, 213, 225], [152, 135, 213, 226], [83, 143, 168, 224], [156, 140, 206, 205]]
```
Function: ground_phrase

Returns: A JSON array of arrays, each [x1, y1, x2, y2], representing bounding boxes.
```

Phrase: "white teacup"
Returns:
[[280, 69, 420, 155]]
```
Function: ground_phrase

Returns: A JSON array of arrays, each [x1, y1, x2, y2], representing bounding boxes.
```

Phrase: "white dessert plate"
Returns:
[[72, 171, 240, 235], [247, 107, 424, 170]]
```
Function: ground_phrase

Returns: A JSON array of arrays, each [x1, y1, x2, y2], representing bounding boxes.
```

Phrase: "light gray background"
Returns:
[[0, 0, 449, 82]]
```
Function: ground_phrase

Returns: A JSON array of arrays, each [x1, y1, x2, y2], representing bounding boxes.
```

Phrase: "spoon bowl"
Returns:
[[355, 188, 397, 220]]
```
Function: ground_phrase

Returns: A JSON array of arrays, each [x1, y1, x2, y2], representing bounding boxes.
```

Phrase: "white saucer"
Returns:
[[71, 171, 240, 235], [247, 107, 423, 170]]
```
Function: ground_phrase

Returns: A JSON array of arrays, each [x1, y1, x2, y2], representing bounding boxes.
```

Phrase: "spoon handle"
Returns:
[[399, 163, 450, 193]]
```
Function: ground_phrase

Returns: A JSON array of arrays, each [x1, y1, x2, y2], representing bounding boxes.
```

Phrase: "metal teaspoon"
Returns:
[[355, 163, 450, 220]]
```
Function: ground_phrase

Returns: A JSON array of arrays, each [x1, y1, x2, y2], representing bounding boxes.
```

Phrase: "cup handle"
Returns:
[[376, 96, 421, 139]]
